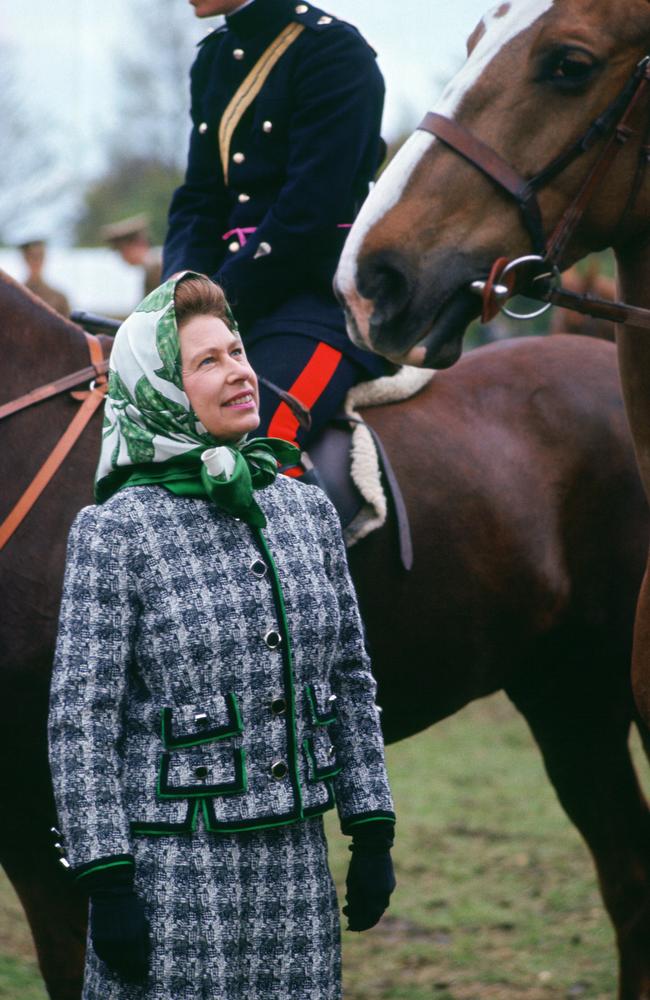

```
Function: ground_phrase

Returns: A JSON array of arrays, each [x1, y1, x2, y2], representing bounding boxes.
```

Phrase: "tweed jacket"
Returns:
[[48, 478, 394, 876], [162, 0, 387, 376]]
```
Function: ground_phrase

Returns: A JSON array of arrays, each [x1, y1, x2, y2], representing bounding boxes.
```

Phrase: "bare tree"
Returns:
[[74, 2, 208, 244], [0, 41, 76, 243], [112, 0, 206, 171]]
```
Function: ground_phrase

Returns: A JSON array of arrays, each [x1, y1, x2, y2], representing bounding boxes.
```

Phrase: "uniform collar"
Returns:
[[226, 0, 294, 39]]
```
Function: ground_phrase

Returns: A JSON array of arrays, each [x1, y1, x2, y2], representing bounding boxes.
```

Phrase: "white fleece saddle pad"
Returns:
[[343, 366, 435, 547]]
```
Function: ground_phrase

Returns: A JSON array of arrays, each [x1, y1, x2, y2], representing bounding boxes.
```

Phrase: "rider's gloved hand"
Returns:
[[342, 820, 396, 932]]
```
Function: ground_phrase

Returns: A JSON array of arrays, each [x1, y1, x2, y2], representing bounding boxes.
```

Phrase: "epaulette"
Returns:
[[290, 2, 340, 31], [197, 23, 227, 47], [290, 3, 376, 53]]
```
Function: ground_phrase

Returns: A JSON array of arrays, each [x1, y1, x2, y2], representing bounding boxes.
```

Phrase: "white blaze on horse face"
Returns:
[[436, 0, 555, 116], [336, 130, 435, 348], [337, 0, 555, 349]]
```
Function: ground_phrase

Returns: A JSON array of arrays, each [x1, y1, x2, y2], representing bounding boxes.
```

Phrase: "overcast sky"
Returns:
[[3, 1, 490, 134], [1, 0, 490, 240]]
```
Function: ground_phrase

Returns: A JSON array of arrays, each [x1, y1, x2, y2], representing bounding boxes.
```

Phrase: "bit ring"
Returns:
[[499, 254, 561, 321]]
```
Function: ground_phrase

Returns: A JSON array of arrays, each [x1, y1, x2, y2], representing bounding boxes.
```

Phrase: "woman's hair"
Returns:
[[174, 275, 235, 332]]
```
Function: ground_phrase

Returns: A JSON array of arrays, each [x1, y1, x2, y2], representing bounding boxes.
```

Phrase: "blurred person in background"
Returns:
[[163, 0, 390, 478], [19, 238, 70, 316], [101, 214, 162, 299]]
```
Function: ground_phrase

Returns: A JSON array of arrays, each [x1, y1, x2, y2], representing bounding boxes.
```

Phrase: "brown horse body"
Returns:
[[0, 275, 112, 999], [336, 3, 650, 994], [2, 269, 650, 997]]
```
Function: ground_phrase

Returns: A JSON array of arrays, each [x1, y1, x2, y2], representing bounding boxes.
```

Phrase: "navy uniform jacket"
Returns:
[[162, 0, 387, 375]]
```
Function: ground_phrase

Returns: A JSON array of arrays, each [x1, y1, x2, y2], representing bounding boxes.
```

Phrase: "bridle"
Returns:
[[417, 54, 650, 325]]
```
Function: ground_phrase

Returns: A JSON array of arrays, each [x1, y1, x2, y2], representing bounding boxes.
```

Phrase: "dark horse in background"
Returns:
[[335, 1, 650, 995], [2, 266, 650, 999]]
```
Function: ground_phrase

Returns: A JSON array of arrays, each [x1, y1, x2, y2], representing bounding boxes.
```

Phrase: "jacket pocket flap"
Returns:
[[303, 731, 341, 783], [161, 692, 243, 749], [305, 682, 338, 726], [158, 746, 247, 799]]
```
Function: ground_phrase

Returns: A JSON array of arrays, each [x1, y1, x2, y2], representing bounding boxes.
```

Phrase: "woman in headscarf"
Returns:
[[48, 272, 395, 1000]]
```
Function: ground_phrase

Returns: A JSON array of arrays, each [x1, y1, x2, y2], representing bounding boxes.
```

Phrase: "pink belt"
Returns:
[[223, 224, 352, 247]]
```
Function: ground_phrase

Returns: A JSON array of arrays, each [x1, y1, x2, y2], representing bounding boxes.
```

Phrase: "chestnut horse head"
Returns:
[[336, 0, 650, 367]]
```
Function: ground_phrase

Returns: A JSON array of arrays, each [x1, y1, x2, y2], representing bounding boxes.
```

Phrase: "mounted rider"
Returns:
[[162, 0, 390, 476]]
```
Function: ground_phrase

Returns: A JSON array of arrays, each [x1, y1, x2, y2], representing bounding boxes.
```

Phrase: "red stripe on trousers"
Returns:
[[267, 343, 343, 448]]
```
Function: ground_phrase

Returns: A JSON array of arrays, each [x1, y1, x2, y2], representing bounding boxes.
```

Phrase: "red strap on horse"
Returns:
[[480, 257, 515, 323], [0, 332, 108, 551]]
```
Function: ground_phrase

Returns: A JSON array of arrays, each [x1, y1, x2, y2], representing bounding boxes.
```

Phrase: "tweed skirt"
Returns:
[[82, 817, 341, 1000]]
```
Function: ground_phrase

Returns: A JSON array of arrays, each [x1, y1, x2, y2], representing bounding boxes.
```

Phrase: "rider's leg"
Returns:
[[246, 335, 364, 473]]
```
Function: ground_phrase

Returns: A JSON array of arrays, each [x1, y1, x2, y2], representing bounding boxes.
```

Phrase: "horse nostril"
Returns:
[[357, 251, 413, 323]]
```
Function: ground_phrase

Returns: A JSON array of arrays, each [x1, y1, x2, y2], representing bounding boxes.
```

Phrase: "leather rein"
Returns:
[[417, 55, 650, 326], [0, 332, 109, 550]]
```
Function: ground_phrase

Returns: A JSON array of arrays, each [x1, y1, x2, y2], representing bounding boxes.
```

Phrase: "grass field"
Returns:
[[1, 692, 637, 1000]]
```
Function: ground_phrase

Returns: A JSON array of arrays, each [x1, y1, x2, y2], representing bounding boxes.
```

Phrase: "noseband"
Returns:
[[417, 55, 650, 322]]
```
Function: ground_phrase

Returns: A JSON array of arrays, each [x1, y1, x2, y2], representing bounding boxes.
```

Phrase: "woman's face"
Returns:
[[179, 314, 260, 442]]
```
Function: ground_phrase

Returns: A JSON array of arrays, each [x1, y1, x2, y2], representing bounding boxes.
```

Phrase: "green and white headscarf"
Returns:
[[95, 274, 298, 527]]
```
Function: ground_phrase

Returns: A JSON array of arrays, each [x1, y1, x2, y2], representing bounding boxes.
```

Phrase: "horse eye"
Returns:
[[539, 48, 600, 91]]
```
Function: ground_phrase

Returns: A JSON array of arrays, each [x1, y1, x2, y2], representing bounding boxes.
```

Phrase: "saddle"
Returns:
[[71, 311, 414, 570], [308, 418, 413, 570]]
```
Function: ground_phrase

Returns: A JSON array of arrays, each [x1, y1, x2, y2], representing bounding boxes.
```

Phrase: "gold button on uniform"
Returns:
[[233, 48, 245, 60], [198, 122, 208, 134], [233, 151, 245, 164], [228, 241, 240, 253], [295, 3, 308, 12], [238, 193, 251, 203], [262, 120, 273, 133]]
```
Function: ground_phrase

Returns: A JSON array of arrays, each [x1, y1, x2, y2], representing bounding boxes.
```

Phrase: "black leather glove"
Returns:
[[342, 820, 396, 932], [87, 870, 150, 981]]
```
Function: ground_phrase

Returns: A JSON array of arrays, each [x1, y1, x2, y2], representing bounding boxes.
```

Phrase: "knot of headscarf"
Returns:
[[201, 438, 300, 527]]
